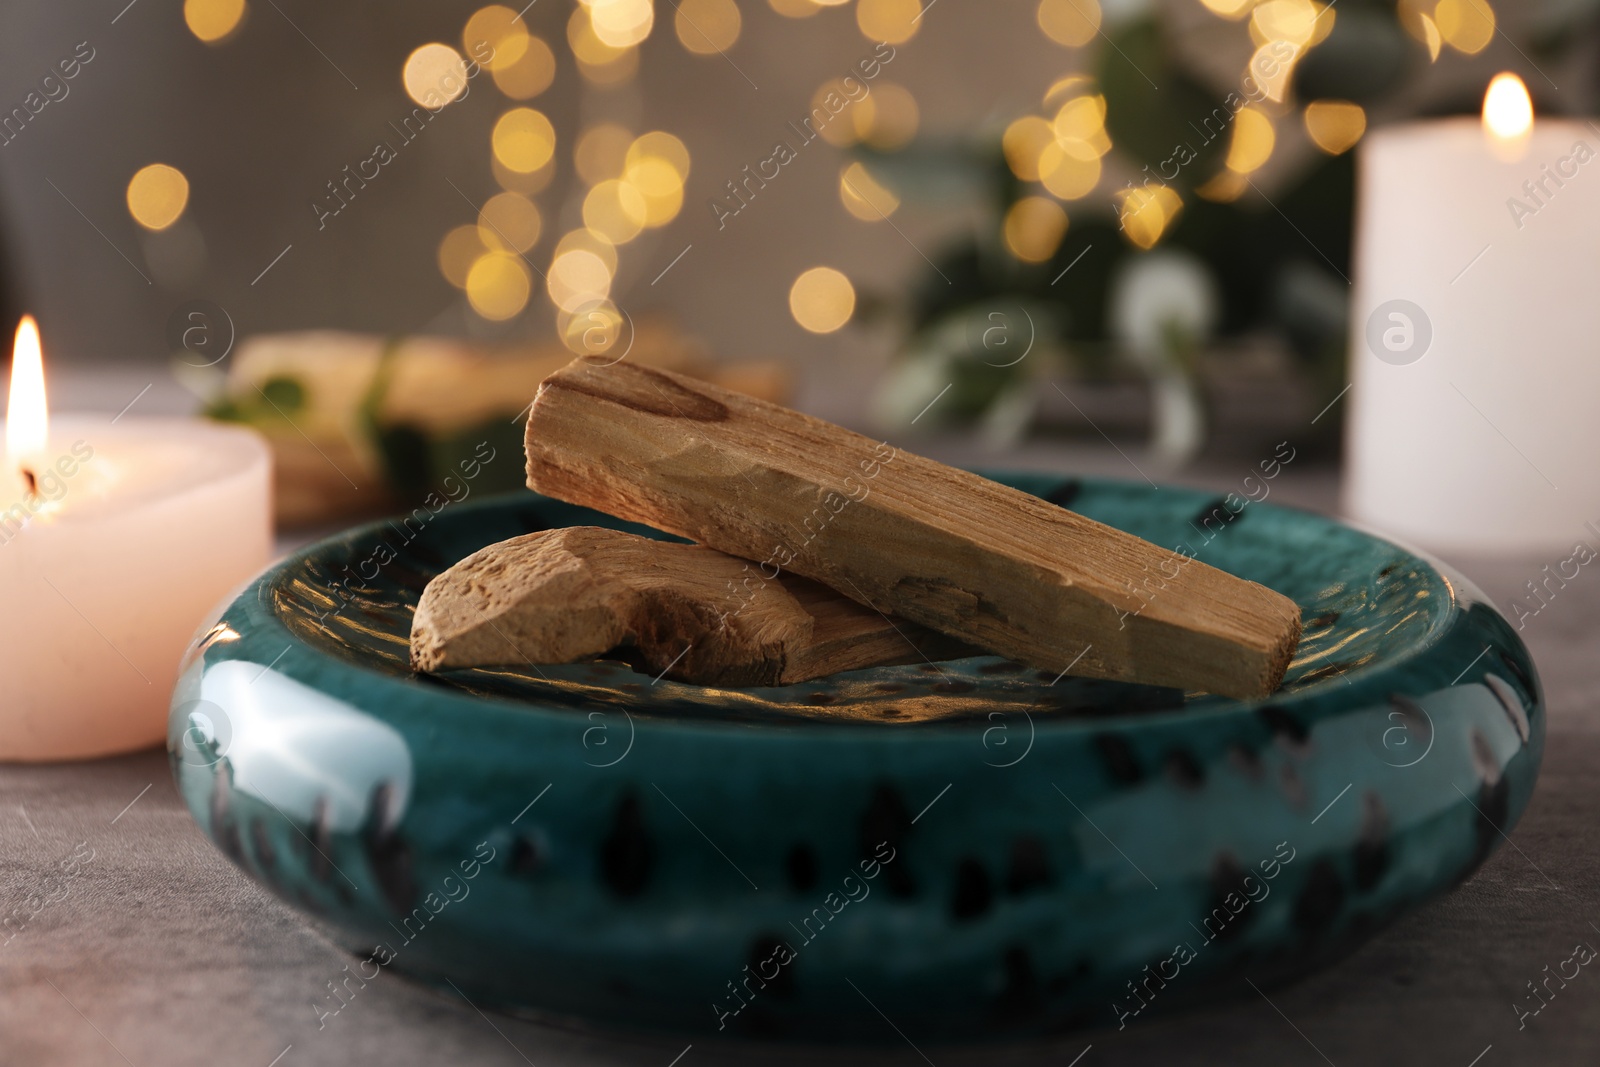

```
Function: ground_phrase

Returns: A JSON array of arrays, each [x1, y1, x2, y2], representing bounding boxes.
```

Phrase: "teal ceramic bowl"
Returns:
[[168, 475, 1543, 1042]]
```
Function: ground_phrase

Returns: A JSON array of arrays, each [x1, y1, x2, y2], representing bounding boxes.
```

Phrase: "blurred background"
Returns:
[[0, 0, 1592, 523]]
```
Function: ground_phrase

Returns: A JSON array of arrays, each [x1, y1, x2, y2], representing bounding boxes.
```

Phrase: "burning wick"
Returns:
[[21, 466, 37, 498]]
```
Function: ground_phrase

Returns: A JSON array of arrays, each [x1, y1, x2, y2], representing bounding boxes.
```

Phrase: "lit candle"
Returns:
[[1345, 74, 1600, 553], [0, 317, 272, 761]]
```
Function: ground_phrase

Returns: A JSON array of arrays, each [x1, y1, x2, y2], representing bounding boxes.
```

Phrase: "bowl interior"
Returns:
[[269, 475, 1451, 727]]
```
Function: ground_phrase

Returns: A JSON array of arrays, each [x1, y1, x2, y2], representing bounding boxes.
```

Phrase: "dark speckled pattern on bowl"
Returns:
[[168, 475, 1543, 1042]]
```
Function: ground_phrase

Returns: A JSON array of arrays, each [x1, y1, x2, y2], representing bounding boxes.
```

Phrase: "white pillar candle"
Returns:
[[1, 319, 271, 761], [1344, 74, 1600, 553]]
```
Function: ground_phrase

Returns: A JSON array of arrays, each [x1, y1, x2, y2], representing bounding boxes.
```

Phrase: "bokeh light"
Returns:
[[1303, 100, 1366, 155], [676, 0, 743, 54], [478, 191, 543, 253], [548, 245, 615, 314], [790, 267, 856, 334], [185, 0, 247, 43], [856, 0, 922, 44], [1003, 116, 1055, 182], [839, 163, 900, 220], [769, 0, 823, 15], [492, 108, 556, 173], [1250, 0, 1330, 48], [588, 0, 655, 48], [466, 252, 533, 320], [1052, 93, 1110, 161], [853, 83, 920, 149], [1435, 0, 1495, 54], [1003, 196, 1068, 263], [464, 5, 530, 70], [1225, 107, 1275, 173], [1117, 186, 1182, 250], [583, 180, 649, 244], [1039, 142, 1101, 200], [626, 131, 691, 181], [577, 123, 635, 184], [1037, 0, 1101, 47], [126, 164, 190, 231], [812, 79, 870, 147], [403, 43, 470, 107], [560, 301, 627, 356], [491, 35, 556, 98], [1198, 0, 1253, 17], [624, 158, 685, 227], [439, 224, 488, 288]]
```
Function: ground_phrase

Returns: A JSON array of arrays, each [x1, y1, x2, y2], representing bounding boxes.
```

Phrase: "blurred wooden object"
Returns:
[[210, 324, 792, 528]]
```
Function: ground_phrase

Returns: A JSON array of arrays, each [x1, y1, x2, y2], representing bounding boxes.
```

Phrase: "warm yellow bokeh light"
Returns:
[[554, 228, 619, 274], [569, 7, 629, 65], [1436, 0, 1495, 54], [789, 267, 856, 334], [769, 0, 823, 14], [1198, 0, 1253, 17], [577, 123, 635, 184], [1003, 196, 1068, 263], [626, 131, 691, 182], [126, 164, 190, 231], [1195, 168, 1248, 203], [1037, 0, 1101, 47], [478, 192, 543, 253], [1052, 94, 1110, 161], [583, 180, 649, 244], [1039, 142, 1101, 200], [1225, 107, 1275, 173], [464, 5, 530, 70], [589, 0, 655, 48], [1304, 100, 1367, 154], [185, 0, 247, 43], [853, 82, 920, 149], [624, 157, 685, 227], [467, 252, 533, 320], [839, 163, 900, 220], [856, 0, 922, 44], [676, 0, 742, 54], [439, 224, 488, 288], [492, 108, 556, 173], [1250, 0, 1327, 48], [548, 247, 614, 314], [812, 80, 866, 147], [1118, 186, 1183, 250], [560, 301, 627, 356], [1003, 116, 1055, 182], [1247, 40, 1299, 102], [1043, 74, 1095, 107], [404, 44, 469, 107], [1419, 13, 1443, 60], [492, 36, 556, 98]]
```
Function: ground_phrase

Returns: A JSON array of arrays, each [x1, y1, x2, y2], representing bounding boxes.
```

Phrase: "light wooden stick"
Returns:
[[522, 358, 1302, 698], [410, 527, 971, 686]]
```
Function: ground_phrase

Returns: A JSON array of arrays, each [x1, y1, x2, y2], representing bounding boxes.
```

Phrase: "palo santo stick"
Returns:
[[410, 527, 972, 686], [523, 358, 1302, 699]]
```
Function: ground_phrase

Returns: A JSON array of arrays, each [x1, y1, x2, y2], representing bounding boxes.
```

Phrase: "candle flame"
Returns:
[[1483, 73, 1533, 141], [5, 316, 48, 469]]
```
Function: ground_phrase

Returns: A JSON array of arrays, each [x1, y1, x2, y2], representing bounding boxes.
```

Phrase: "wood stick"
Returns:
[[410, 527, 973, 686], [522, 358, 1302, 698]]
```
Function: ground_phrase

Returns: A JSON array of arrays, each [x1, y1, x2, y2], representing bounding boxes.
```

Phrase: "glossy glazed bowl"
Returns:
[[168, 475, 1543, 1042]]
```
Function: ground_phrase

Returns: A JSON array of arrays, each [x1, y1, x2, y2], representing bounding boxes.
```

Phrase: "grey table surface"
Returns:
[[3, 384, 1598, 1066]]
